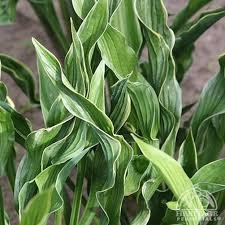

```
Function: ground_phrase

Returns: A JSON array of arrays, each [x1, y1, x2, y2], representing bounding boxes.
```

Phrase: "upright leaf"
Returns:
[[174, 8, 225, 52], [78, 0, 108, 56], [191, 54, 225, 155], [135, 0, 182, 155], [128, 81, 160, 141], [89, 61, 105, 112], [72, 0, 95, 19], [110, 79, 131, 132], [110, 0, 142, 53], [172, 0, 214, 32], [21, 187, 54, 225], [65, 22, 87, 96], [132, 135, 205, 225], [98, 25, 138, 79]]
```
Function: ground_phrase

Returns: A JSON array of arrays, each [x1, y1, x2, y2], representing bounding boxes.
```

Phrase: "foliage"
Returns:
[[1, 0, 225, 225]]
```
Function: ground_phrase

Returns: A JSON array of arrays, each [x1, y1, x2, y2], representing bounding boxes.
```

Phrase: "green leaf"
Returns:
[[172, 0, 214, 32], [33, 39, 66, 125], [46, 97, 70, 127], [0, 54, 38, 103], [128, 81, 160, 140], [89, 61, 105, 112], [16, 118, 72, 211], [191, 54, 225, 152], [0, 102, 31, 147], [98, 25, 138, 79], [192, 159, 225, 194], [179, 131, 198, 177], [174, 8, 225, 52], [33, 39, 123, 225], [72, 0, 95, 19], [100, 137, 132, 225], [21, 187, 54, 225], [110, 79, 131, 132], [108, 0, 121, 16], [0, 106, 14, 174], [110, 0, 142, 53], [64, 21, 87, 96], [78, 0, 108, 56], [132, 135, 205, 225], [124, 155, 149, 196], [131, 175, 162, 225], [0, 0, 17, 25], [135, 0, 182, 155]]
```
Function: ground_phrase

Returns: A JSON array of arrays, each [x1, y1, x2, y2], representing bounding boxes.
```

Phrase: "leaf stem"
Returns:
[[69, 158, 87, 225]]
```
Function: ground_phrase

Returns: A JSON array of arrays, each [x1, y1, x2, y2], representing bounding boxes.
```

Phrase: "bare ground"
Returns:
[[0, 0, 225, 224]]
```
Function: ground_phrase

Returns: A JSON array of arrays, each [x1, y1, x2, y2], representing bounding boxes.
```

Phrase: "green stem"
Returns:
[[79, 185, 99, 225], [55, 208, 63, 225], [6, 152, 16, 191], [69, 158, 87, 225]]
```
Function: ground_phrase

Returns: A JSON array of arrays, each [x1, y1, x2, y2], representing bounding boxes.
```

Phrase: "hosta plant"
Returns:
[[1, 0, 225, 225]]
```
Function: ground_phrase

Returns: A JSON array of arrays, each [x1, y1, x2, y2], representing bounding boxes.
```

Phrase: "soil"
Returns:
[[0, 0, 225, 224]]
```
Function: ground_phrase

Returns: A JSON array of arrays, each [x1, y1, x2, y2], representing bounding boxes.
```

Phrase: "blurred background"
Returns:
[[0, 0, 225, 224]]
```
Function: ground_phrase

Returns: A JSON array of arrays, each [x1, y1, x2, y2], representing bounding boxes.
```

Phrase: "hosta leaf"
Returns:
[[110, 79, 131, 132], [0, 106, 14, 174], [131, 175, 162, 225], [16, 119, 72, 211], [89, 61, 105, 112], [109, 0, 121, 16], [128, 81, 160, 140], [179, 131, 198, 177], [192, 159, 225, 194], [98, 25, 138, 79], [0, 0, 18, 25], [124, 155, 149, 196], [34, 149, 90, 212], [197, 121, 224, 167], [41, 120, 88, 166], [191, 54, 225, 151], [0, 102, 31, 147], [174, 8, 225, 52], [111, 0, 142, 53], [213, 114, 225, 142], [78, 0, 108, 56], [21, 187, 54, 225], [99, 137, 132, 225], [172, 0, 214, 32], [135, 0, 173, 49], [132, 135, 205, 225], [33, 39, 123, 224], [34, 39, 66, 125], [135, 0, 181, 154], [72, 0, 95, 19], [64, 21, 87, 96], [46, 97, 70, 127], [0, 54, 38, 103]]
